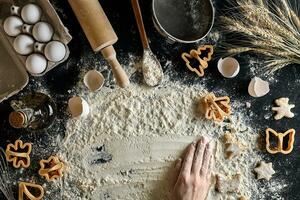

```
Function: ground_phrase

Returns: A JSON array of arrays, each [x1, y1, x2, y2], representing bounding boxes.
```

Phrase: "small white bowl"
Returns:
[[83, 70, 105, 92], [217, 57, 240, 78], [68, 96, 90, 118]]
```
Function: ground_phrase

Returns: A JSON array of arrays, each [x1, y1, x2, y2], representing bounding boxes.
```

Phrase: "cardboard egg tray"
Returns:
[[0, 0, 72, 103]]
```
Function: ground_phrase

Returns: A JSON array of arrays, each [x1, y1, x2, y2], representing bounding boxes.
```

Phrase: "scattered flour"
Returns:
[[53, 80, 264, 200]]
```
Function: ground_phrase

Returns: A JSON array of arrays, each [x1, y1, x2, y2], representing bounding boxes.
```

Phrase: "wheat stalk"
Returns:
[[220, 0, 300, 73], [0, 148, 15, 200]]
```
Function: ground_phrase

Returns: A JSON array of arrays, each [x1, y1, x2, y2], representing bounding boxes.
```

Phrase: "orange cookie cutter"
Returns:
[[265, 128, 295, 154], [39, 156, 64, 181], [181, 45, 214, 77], [19, 182, 44, 200], [199, 93, 231, 122], [5, 140, 32, 168]]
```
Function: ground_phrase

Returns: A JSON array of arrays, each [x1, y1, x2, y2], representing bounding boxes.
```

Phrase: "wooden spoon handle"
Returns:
[[131, 0, 149, 49]]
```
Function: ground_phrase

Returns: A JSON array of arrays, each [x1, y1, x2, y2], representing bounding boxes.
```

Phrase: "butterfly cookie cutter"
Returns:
[[19, 182, 44, 200], [181, 45, 214, 77], [6, 140, 32, 168], [265, 128, 295, 154], [199, 92, 231, 122], [39, 156, 64, 181]]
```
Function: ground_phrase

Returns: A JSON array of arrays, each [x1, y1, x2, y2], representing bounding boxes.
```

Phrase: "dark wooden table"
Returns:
[[0, 0, 299, 199]]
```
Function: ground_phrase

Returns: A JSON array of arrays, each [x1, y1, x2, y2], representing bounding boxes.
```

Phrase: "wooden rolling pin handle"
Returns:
[[101, 46, 130, 88]]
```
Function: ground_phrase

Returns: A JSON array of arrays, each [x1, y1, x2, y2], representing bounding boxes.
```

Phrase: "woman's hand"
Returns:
[[170, 137, 214, 200]]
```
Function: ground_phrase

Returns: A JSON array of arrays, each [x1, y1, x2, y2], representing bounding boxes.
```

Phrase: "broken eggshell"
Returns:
[[248, 77, 270, 97], [83, 70, 105, 92], [68, 97, 90, 118], [217, 57, 240, 78]]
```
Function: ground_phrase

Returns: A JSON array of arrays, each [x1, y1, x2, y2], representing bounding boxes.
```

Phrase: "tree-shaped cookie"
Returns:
[[254, 161, 275, 181], [39, 156, 64, 181], [199, 93, 231, 122], [5, 140, 32, 168], [19, 182, 44, 200], [265, 128, 295, 154], [272, 97, 295, 120], [181, 45, 213, 77]]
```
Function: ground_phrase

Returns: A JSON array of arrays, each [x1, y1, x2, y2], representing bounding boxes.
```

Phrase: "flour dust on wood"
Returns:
[[52, 81, 266, 200]]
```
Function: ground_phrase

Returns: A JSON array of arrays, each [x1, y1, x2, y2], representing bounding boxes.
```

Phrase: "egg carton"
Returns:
[[0, 0, 72, 102]]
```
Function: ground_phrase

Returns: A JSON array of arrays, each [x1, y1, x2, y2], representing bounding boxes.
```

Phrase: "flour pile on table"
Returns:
[[54, 82, 264, 200]]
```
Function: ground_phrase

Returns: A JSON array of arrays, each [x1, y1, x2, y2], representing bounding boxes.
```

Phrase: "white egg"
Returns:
[[13, 34, 34, 55], [21, 3, 42, 24], [44, 41, 66, 62], [25, 54, 47, 74], [32, 22, 54, 42], [3, 16, 23, 36]]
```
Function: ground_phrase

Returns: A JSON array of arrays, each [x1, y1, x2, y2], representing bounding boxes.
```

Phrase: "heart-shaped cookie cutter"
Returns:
[[265, 128, 295, 154]]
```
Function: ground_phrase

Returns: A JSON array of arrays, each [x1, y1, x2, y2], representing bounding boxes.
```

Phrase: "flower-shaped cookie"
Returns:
[[265, 128, 295, 154], [199, 93, 231, 122], [181, 45, 214, 77], [19, 182, 44, 200], [6, 140, 32, 168], [39, 156, 64, 181]]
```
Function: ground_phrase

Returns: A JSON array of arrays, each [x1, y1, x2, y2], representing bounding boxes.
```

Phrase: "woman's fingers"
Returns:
[[191, 137, 208, 174], [206, 152, 214, 180], [171, 158, 182, 187], [200, 141, 214, 176], [179, 143, 196, 177]]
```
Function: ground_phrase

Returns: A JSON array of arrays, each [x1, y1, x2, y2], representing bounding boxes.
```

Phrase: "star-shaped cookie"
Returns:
[[39, 156, 64, 181], [272, 98, 295, 120], [254, 161, 275, 181]]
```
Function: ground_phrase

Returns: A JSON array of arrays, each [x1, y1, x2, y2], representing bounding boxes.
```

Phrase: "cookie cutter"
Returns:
[[5, 139, 32, 168], [199, 92, 231, 122], [181, 45, 214, 77], [19, 182, 44, 200], [39, 155, 64, 181], [265, 128, 295, 154]]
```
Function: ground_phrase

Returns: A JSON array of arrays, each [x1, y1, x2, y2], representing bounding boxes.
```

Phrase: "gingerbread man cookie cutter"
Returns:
[[39, 156, 64, 181], [265, 128, 295, 154], [19, 182, 44, 200], [199, 92, 231, 122], [181, 45, 214, 77], [5, 140, 32, 168]]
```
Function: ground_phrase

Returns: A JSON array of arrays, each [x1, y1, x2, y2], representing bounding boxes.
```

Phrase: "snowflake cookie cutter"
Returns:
[[265, 128, 295, 154], [199, 92, 231, 122], [19, 182, 44, 200], [6, 140, 32, 168], [181, 45, 214, 77], [39, 156, 64, 181]]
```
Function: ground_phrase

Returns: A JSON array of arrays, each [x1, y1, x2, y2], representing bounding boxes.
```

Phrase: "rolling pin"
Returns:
[[68, 0, 130, 88]]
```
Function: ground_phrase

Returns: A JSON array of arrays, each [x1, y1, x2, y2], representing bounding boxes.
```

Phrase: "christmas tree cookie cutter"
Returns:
[[5, 139, 32, 168]]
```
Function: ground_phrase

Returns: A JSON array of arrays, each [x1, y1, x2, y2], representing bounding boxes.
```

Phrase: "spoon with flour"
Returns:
[[131, 0, 163, 86]]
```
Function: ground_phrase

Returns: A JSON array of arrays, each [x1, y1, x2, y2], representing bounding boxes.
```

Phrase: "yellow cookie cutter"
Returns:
[[266, 128, 295, 154], [181, 45, 214, 77], [39, 155, 64, 181], [199, 92, 231, 122], [6, 140, 32, 168]]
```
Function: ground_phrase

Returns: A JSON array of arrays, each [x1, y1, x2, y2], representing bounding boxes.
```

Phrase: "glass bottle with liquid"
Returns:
[[8, 92, 56, 130]]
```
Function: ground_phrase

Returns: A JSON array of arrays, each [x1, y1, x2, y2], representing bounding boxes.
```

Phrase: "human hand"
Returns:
[[169, 137, 214, 200]]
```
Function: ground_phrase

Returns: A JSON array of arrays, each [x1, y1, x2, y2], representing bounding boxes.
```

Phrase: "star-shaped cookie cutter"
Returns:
[[181, 45, 214, 77], [39, 156, 64, 181], [265, 128, 295, 154], [199, 93, 231, 122], [19, 182, 44, 200], [5, 140, 32, 168]]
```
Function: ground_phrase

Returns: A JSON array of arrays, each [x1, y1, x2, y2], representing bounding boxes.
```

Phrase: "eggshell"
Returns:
[[32, 22, 54, 42], [25, 54, 47, 74], [248, 77, 270, 97], [68, 97, 90, 118], [13, 34, 34, 55], [83, 70, 105, 92], [21, 3, 42, 24], [217, 57, 240, 78], [44, 41, 66, 62], [3, 16, 23, 36]]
